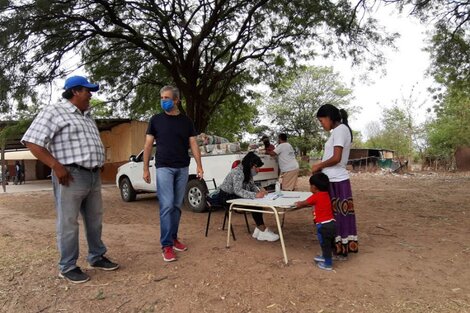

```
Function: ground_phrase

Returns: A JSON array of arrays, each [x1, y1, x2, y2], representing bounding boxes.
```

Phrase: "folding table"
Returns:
[[225, 191, 311, 264]]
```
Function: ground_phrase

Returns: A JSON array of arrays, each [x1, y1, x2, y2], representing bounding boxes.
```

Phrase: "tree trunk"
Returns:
[[183, 91, 212, 133], [1, 146, 6, 193]]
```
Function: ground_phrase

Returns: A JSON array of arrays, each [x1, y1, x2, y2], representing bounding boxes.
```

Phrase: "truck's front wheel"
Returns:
[[120, 177, 137, 202], [185, 179, 207, 213]]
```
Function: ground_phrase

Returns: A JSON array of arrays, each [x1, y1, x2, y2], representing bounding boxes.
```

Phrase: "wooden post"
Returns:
[[1, 146, 6, 192]]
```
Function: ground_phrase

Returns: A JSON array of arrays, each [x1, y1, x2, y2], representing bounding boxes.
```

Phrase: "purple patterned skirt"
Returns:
[[329, 179, 358, 256]]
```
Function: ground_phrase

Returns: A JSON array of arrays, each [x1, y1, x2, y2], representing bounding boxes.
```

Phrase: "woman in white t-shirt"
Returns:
[[311, 104, 358, 259]]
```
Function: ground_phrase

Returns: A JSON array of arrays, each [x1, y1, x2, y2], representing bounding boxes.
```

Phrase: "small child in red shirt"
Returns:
[[295, 172, 336, 271]]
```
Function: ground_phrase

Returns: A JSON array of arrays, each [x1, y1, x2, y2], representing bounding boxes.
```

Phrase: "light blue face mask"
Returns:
[[251, 168, 258, 177], [161, 99, 174, 112]]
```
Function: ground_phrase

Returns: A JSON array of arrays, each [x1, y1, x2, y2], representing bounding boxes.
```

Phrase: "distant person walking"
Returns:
[[267, 133, 299, 191], [14, 161, 24, 185], [22, 75, 119, 284], [143, 85, 204, 263], [5, 166, 10, 182], [311, 104, 358, 259]]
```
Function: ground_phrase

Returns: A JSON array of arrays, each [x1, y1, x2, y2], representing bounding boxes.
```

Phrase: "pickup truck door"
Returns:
[[148, 155, 156, 190], [127, 151, 145, 190], [255, 154, 279, 181]]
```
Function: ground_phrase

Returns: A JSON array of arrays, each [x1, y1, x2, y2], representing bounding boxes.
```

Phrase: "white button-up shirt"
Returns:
[[22, 101, 105, 169]]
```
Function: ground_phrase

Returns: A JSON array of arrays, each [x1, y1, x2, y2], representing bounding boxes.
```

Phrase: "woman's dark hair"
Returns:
[[62, 86, 85, 100], [309, 172, 330, 192], [316, 103, 353, 142], [241, 151, 264, 183]]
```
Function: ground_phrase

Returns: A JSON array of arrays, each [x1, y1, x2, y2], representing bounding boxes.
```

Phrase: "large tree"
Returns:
[[382, 1, 470, 163], [204, 93, 259, 141], [0, 0, 393, 131], [266, 66, 354, 155], [425, 86, 470, 159]]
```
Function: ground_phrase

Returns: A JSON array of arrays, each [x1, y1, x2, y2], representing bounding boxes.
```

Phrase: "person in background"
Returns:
[[143, 85, 204, 263], [267, 133, 299, 191], [4, 166, 10, 184], [22, 75, 119, 284], [218, 152, 279, 241], [14, 161, 23, 185], [311, 103, 358, 259], [295, 173, 336, 271], [261, 135, 275, 155]]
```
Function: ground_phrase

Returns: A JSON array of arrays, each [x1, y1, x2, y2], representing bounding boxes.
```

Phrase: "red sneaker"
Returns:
[[162, 246, 176, 262], [173, 239, 188, 251]]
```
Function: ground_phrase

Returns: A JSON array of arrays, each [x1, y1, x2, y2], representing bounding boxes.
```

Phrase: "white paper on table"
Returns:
[[227, 191, 311, 208]]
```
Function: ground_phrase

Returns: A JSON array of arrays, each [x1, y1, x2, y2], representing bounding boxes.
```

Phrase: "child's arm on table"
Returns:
[[294, 200, 310, 209]]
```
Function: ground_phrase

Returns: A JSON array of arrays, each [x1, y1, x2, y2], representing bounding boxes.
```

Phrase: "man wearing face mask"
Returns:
[[143, 85, 204, 262]]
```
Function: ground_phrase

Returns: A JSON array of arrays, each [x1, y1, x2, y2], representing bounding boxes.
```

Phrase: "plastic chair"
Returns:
[[204, 179, 226, 237]]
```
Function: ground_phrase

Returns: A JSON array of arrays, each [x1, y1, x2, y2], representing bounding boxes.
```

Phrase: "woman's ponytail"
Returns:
[[339, 109, 353, 142]]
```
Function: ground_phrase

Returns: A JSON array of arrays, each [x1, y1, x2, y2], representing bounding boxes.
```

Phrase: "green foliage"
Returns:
[[407, 0, 470, 161], [426, 27, 470, 89], [425, 87, 470, 158], [392, 1, 469, 58], [266, 66, 355, 155], [0, 0, 394, 130], [90, 99, 114, 118], [297, 157, 312, 177], [0, 119, 32, 148], [240, 141, 250, 151], [351, 130, 366, 148], [390, 1, 470, 110], [205, 93, 259, 141], [388, 2, 470, 163], [365, 105, 414, 158]]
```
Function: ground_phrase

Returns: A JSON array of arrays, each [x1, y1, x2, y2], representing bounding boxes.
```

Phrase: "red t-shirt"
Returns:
[[305, 191, 334, 224]]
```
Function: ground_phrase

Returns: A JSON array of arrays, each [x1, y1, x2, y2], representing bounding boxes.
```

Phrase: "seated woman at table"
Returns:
[[218, 152, 280, 242]]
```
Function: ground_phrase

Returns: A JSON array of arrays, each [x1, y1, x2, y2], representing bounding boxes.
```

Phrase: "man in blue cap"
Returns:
[[22, 75, 119, 284]]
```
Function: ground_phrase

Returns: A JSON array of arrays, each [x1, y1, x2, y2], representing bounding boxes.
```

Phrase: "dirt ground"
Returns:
[[1, 171, 470, 313]]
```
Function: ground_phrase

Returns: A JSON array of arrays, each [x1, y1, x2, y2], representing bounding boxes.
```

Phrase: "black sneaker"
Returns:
[[90, 256, 119, 271], [59, 267, 90, 284]]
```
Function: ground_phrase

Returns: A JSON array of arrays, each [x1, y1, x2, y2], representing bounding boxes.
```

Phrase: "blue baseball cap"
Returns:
[[63, 76, 99, 92]]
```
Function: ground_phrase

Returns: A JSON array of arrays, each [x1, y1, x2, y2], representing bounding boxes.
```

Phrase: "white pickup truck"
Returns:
[[116, 145, 279, 212]]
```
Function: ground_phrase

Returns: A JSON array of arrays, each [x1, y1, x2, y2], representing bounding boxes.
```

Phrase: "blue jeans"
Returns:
[[156, 167, 189, 247], [52, 167, 106, 273], [316, 221, 336, 266]]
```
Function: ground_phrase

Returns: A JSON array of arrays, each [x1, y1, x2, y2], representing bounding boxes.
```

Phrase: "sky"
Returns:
[[316, 6, 435, 140]]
